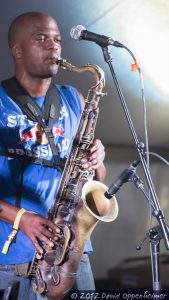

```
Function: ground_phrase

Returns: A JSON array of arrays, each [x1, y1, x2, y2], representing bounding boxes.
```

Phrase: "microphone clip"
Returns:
[[104, 159, 140, 199]]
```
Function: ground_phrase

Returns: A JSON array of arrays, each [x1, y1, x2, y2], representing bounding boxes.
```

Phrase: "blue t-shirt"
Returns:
[[0, 83, 92, 264]]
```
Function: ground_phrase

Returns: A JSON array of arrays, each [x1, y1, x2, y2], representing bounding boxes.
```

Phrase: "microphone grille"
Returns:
[[70, 25, 86, 40]]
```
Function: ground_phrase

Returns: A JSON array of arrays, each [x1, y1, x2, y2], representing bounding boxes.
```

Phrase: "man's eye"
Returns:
[[55, 37, 61, 43], [37, 36, 45, 42]]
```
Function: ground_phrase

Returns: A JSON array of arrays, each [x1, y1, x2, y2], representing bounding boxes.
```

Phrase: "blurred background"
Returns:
[[1, 0, 169, 290]]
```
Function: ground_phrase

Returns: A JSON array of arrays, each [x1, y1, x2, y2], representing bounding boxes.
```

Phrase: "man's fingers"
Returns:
[[44, 219, 61, 233], [89, 139, 102, 153], [38, 225, 57, 240], [20, 213, 61, 250], [29, 235, 43, 254]]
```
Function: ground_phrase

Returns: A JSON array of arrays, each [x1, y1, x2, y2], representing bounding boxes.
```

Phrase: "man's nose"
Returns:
[[46, 38, 60, 50]]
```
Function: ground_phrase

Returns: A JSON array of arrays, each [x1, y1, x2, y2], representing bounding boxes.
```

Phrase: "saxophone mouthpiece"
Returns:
[[55, 57, 67, 69], [55, 57, 62, 64]]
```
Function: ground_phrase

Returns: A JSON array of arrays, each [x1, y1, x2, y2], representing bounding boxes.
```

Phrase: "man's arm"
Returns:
[[95, 161, 106, 182], [0, 200, 60, 253]]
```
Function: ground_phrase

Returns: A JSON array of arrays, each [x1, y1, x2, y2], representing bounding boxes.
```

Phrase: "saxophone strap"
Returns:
[[1, 76, 64, 169], [0, 151, 63, 168], [0, 77, 65, 251]]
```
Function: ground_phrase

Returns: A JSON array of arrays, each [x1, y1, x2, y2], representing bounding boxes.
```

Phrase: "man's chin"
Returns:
[[40, 66, 59, 78]]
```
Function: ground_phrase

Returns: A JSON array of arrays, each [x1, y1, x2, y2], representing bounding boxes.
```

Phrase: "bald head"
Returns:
[[8, 12, 58, 48]]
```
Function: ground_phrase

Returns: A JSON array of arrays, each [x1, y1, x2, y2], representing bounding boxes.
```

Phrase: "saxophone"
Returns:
[[28, 58, 118, 299]]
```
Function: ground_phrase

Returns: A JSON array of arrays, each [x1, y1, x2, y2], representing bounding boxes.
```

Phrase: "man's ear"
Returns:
[[11, 43, 22, 59]]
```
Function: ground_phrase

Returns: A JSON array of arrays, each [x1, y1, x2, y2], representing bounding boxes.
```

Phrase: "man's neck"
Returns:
[[15, 74, 52, 97]]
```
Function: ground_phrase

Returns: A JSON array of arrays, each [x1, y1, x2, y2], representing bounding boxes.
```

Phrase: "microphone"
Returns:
[[104, 159, 140, 199], [70, 25, 123, 47]]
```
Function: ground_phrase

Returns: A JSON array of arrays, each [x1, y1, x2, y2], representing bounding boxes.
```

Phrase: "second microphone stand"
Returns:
[[128, 168, 163, 293]]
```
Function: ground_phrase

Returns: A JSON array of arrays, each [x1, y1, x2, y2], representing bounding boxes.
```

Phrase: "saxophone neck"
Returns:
[[55, 57, 105, 94]]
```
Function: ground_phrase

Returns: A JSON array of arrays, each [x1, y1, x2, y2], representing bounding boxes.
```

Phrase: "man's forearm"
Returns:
[[0, 200, 19, 224], [95, 162, 106, 182]]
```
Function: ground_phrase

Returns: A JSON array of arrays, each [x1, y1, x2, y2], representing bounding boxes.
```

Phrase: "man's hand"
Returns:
[[81, 139, 106, 182], [19, 212, 60, 253], [81, 139, 105, 170]]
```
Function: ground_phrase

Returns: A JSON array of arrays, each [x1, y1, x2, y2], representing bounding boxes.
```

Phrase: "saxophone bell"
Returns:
[[82, 180, 118, 222]]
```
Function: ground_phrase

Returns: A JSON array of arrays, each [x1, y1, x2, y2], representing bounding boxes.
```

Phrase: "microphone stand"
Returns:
[[99, 44, 169, 293], [130, 171, 162, 293]]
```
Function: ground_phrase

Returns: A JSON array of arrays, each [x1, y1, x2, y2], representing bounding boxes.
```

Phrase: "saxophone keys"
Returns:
[[32, 282, 45, 295], [96, 91, 107, 97], [43, 224, 71, 266], [36, 252, 43, 260], [51, 272, 60, 286], [44, 249, 58, 266], [32, 269, 46, 294]]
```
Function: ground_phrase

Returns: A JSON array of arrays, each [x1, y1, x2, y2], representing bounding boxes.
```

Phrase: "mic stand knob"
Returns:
[[136, 235, 147, 251]]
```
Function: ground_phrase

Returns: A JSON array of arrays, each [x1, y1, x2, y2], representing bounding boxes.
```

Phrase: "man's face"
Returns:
[[15, 16, 62, 78]]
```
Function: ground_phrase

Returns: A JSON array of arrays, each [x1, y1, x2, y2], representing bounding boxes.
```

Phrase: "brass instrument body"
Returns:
[[28, 58, 118, 299]]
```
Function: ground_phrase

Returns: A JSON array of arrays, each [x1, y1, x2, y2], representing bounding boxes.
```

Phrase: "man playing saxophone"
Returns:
[[0, 12, 106, 300]]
